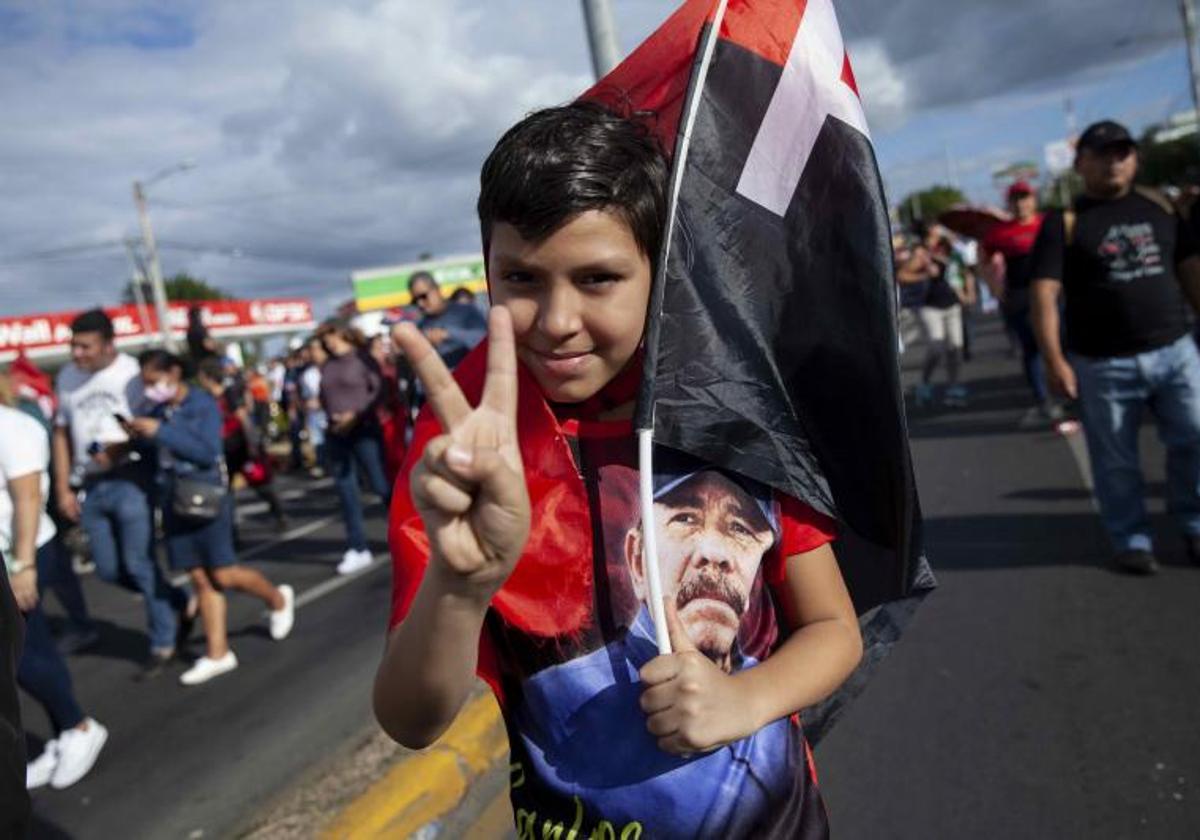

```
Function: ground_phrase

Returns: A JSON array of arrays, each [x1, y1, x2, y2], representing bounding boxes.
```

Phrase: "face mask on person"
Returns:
[[144, 381, 179, 404]]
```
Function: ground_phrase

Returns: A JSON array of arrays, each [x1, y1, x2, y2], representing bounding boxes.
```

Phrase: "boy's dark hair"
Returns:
[[477, 101, 669, 270], [70, 308, 114, 342]]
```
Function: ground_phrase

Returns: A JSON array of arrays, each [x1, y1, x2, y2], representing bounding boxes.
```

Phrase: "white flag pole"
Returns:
[[639, 0, 730, 657]]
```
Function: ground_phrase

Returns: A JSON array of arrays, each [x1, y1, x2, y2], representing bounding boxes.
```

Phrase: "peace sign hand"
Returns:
[[393, 307, 531, 604]]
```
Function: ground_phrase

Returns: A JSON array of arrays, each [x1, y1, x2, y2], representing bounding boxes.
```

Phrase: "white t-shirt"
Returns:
[[300, 366, 321, 403], [0, 405, 56, 554], [55, 353, 144, 472]]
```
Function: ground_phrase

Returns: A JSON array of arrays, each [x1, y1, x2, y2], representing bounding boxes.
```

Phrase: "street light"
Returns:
[[581, 0, 620, 80], [132, 159, 196, 351]]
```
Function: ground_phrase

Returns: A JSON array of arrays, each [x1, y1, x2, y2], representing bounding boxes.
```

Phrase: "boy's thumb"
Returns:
[[663, 598, 697, 654]]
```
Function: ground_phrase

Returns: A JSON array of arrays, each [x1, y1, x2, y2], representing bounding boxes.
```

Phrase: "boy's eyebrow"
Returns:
[[490, 254, 641, 275]]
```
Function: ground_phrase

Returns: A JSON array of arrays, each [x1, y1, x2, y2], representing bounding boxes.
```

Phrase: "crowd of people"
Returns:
[[0, 279, 488, 792], [896, 118, 1200, 579]]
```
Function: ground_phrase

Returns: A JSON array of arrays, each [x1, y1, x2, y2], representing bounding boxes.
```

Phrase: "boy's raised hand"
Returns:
[[394, 307, 531, 601]]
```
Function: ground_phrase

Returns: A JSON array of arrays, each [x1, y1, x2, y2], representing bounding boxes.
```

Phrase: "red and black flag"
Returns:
[[585, 0, 934, 739]]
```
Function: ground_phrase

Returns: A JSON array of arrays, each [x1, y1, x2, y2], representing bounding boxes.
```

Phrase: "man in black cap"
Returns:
[[1030, 119, 1200, 575]]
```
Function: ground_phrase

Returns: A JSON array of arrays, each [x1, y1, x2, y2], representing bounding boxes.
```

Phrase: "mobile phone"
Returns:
[[113, 413, 130, 425]]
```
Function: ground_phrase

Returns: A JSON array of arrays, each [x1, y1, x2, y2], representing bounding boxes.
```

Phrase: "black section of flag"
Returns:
[[644, 37, 933, 742]]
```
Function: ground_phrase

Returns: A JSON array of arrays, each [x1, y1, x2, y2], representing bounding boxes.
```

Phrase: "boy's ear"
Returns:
[[625, 524, 647, 601]]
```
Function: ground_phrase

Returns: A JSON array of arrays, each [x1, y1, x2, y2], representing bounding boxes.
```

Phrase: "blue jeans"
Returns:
[[80, 478, 181, 652], [36, 537, 91, 634], [1072, 335, 1200, 553], [1003, 307, 1048, 405], [326, 427, 392, 551], [18, 597, 85, 734]]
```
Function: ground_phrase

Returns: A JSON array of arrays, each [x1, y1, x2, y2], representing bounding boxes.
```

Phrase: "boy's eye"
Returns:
[[668, 511, 700, 527], [579, 273, 620, 286], [501, 271, 536, 285]]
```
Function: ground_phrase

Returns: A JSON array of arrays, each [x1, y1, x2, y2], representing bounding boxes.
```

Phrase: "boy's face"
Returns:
[[489, 209, 651, 404]]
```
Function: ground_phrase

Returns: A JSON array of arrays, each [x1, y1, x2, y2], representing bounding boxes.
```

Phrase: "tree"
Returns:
[[1040, 171, 1084, 211], [896, 184, 967, 229], [1136, 130, 1200, 188], [123, 271, 230, 304]]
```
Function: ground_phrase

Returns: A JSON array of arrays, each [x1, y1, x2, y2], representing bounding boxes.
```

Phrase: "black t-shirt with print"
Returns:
[[1029, 191, 1197, 357]]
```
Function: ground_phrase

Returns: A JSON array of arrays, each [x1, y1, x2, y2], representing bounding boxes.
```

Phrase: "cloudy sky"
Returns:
[[0, 0, 1191, 318]]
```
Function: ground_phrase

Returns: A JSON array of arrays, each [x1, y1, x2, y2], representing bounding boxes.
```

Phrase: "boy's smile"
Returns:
[[488, 210, 652, 405]]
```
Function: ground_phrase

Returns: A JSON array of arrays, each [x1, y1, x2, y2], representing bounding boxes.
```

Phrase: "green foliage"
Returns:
[[1136, 130, 1200, 188], [1040, 171, 1084, 211], [123, 271, 229, 304], [896, 184, 967, 229]]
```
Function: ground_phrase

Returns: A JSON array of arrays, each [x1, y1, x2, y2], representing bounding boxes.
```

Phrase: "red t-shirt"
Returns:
[[389, 350, 836, 838], [982, 215, 1044, 298]]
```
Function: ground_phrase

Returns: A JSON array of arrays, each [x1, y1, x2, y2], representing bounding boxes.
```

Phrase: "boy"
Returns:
[[376, 103, 862, 838]]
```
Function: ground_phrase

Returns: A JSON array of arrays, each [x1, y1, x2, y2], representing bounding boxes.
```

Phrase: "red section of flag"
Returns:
[[722, 0, 806, 69], [583, 0, 809, 156], [840, 50, 859, 96], [582, 0, 709, 155]]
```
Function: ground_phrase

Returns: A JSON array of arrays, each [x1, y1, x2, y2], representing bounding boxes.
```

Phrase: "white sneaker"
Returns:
[[26, 740, 58, 789], [50, 720, 108, 789], [270, 584, 295, 641], [180, 651, 239, 686], [336, 548, 373, 575]]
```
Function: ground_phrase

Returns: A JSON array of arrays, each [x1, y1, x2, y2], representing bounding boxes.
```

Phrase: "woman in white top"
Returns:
[[0, 401, 107, 790]]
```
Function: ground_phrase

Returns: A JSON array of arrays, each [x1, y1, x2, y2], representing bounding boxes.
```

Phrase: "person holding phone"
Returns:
[[127, 351, 295, 685]]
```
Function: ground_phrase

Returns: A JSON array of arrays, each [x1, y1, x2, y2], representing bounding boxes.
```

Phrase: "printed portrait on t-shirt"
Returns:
[[624, 469, 777, 671], [492, 441, 826, 840]]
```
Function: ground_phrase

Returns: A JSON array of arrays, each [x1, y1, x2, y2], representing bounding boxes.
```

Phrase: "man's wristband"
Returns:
[[7, 559, 33, 575]]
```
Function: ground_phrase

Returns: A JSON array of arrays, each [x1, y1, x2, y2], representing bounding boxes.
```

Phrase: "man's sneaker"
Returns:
[[337, 549, 373, 575], [51, 720, 107, 789], [270, 585, 295, 641], [1040, 402, 1065, 422], [137, 648, 176, 681], [26, 740, 58, 789], [1113, 549, 1159, 576], [180, 651, 239, 685]]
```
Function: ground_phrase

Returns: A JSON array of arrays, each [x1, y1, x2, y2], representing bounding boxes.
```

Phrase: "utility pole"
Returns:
[[132, 181, 175, 350], [121, 238, 153, 335], [1182, 0, 1200, 126], [581, 0, 621, 80]]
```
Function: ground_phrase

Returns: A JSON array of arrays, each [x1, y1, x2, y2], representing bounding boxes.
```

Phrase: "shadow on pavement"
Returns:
[[926, 511, 1200, 571]]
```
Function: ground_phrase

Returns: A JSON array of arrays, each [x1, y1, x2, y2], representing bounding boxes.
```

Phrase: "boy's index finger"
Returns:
[[393, 322, 471, 430], [480, 306, 519, 423]]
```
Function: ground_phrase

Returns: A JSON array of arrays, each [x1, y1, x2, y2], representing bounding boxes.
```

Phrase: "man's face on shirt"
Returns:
[[69, 331, 115, 373], [410, 277, 446, 317], [1076, 144, 1138, 198], [626, 471, 774, 666]]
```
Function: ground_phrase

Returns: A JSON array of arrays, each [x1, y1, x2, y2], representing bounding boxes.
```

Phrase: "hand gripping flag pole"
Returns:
[[637, 0, 731, 657]]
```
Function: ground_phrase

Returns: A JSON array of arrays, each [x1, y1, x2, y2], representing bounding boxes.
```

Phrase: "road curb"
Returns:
[[321, 691, 508, 839]]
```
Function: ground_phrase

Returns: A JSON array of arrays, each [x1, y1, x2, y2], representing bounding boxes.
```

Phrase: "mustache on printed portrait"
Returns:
[[676, 572, 746, 617]]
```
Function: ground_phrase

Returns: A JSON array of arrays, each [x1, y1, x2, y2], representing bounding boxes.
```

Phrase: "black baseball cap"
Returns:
[[1076, 120, 1137, 153]]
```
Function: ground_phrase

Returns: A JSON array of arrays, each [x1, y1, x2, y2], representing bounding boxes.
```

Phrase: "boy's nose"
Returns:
[[537, 284, 583, 342]]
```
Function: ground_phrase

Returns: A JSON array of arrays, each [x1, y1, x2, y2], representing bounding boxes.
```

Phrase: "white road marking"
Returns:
[[292, 557, 388, 610]]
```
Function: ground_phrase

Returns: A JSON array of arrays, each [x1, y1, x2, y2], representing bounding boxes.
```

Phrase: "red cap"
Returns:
[[1007, 180, 1035, 200]]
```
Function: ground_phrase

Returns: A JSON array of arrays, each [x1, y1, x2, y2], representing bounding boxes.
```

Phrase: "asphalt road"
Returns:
[[20, 315, 1200, 839], [22, 475, 394, 839], [818, 317, 1200, 838]]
